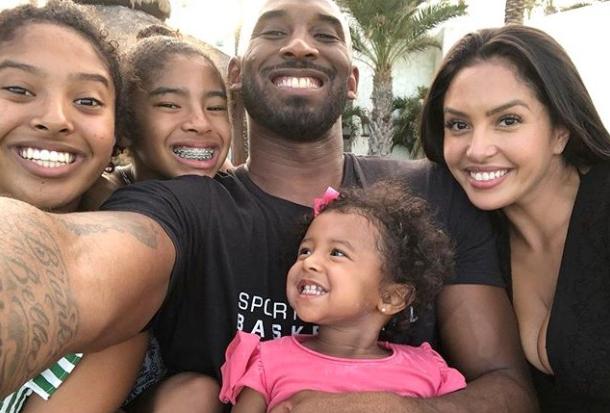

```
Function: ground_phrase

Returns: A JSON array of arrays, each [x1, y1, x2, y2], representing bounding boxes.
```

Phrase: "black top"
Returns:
[[496, 163, 610, 412], [102, 154, 503, 379]]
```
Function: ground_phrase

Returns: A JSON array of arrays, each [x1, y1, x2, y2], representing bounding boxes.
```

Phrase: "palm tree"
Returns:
[[336, 0, 466, 156], [505, 0, 525, 24], [231, 2, 248, 166], [392, 86, 428, 158], [506, 0, 558, 23]]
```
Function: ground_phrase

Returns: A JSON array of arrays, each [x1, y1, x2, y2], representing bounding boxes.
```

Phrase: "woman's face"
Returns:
[[0, 23, 115, 212], [442, 58, 569, 211], [131, 54, 231, 179]]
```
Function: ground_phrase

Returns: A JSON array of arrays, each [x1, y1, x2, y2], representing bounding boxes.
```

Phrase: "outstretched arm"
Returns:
[[0, 197, 174, 397], [429, 284, 537, 412], [270, 285, 538, 413], [128, 372, 224, 413]]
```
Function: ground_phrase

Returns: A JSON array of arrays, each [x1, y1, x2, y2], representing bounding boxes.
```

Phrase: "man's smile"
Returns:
[[272, 76, 322, 89]]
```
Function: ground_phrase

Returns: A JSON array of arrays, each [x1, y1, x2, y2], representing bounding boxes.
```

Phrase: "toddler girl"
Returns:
[[220, 179, 466, 412]]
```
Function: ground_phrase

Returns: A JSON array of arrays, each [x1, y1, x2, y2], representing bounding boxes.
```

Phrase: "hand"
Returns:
[[268, 391, 334, 413], [268, 390, 412, 413]]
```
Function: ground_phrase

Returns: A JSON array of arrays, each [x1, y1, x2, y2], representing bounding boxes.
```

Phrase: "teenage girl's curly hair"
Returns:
[[0, 0, 123, 138], [314, 178, 455, 342]]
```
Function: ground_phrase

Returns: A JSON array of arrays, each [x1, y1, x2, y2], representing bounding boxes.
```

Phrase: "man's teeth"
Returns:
[[300, 284, 327, 296], [19, 147, 75, 168], [274, 76, 321, 89], [470, 170, 508, 182], [173, 146, 215, 161]]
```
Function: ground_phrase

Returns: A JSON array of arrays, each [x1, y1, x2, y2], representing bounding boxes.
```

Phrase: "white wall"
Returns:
[[0, 0, 34, 8], [529, 3, 610, 130], [441, 1, 610, 129], [354, 48, 440, 111]]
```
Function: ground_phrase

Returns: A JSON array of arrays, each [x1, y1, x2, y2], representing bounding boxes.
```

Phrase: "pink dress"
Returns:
[[220, 331, 466, 411]]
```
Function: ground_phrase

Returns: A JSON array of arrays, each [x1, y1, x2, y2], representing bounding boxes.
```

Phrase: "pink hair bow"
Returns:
[[313, 187, 340, 217]]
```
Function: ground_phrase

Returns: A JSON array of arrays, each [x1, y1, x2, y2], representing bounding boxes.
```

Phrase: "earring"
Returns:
[[104, 143, 122, 173], [104, 160, 116, 173], [409, 306, 418, 323], [381, 307, 387, 313]]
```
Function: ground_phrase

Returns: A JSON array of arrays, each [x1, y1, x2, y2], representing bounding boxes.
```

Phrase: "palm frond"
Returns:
[[336, 0, 467, 155], [339, 0, 466, 70]]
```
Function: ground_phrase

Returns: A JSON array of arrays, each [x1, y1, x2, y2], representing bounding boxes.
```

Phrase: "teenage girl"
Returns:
[[0, 1, 147, 412], [89, 26, 234, 413]]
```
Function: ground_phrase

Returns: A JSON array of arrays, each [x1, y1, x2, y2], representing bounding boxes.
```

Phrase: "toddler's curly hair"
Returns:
[[316, 178, 455, 342]]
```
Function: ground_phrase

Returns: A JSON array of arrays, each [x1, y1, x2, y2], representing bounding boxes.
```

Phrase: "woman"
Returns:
[[0, 1, 147, 411], [420, 25, 610, 411]]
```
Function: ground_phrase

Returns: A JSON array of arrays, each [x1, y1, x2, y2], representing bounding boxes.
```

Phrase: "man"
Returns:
[[0, 0, 537, 411]]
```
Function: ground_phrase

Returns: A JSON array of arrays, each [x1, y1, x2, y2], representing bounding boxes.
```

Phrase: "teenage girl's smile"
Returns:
[[170, 140, 222, 169]]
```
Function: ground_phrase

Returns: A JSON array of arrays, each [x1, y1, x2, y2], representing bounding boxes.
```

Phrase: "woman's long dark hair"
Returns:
[[420, 25, 610, 168]]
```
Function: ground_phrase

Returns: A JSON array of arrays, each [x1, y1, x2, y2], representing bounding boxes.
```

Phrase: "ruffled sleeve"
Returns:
[[422, 343, 467, 395], [219, 331, 268, 405]]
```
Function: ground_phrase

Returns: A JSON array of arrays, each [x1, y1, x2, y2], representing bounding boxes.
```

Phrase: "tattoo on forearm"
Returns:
[[0, 214, 79, 396], [57, 215, 159, 249]]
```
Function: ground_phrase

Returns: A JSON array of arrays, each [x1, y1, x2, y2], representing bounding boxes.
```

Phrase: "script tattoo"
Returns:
[[57, 214, 159, 249], [0, 213, 78, 396]]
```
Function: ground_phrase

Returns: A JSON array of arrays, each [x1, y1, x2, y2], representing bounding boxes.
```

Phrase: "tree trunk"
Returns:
[[504, 0, 525, 24], [230, 90, 248, 166], [368, 67, 394, 156]]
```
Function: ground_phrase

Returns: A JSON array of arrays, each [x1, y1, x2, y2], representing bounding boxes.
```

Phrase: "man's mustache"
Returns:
[[260, 61, 336, 80]]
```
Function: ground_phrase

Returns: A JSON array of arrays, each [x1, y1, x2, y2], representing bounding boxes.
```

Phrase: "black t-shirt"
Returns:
[[102, 154, 503, 378]]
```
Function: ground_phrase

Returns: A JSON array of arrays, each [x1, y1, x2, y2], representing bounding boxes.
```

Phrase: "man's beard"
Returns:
[[241, 61, 348, 142]]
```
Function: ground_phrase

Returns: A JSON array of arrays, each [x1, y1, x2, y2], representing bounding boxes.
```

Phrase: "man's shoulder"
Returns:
[[116, 172, 245, 197], [350, 153, 425, 174], [347, 154, 457, 194], [344, 153, 416, 187], [101, 172, 252, 215]]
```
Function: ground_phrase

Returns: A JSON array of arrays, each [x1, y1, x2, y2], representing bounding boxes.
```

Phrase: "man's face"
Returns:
[[239, 0, 358, 141]]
